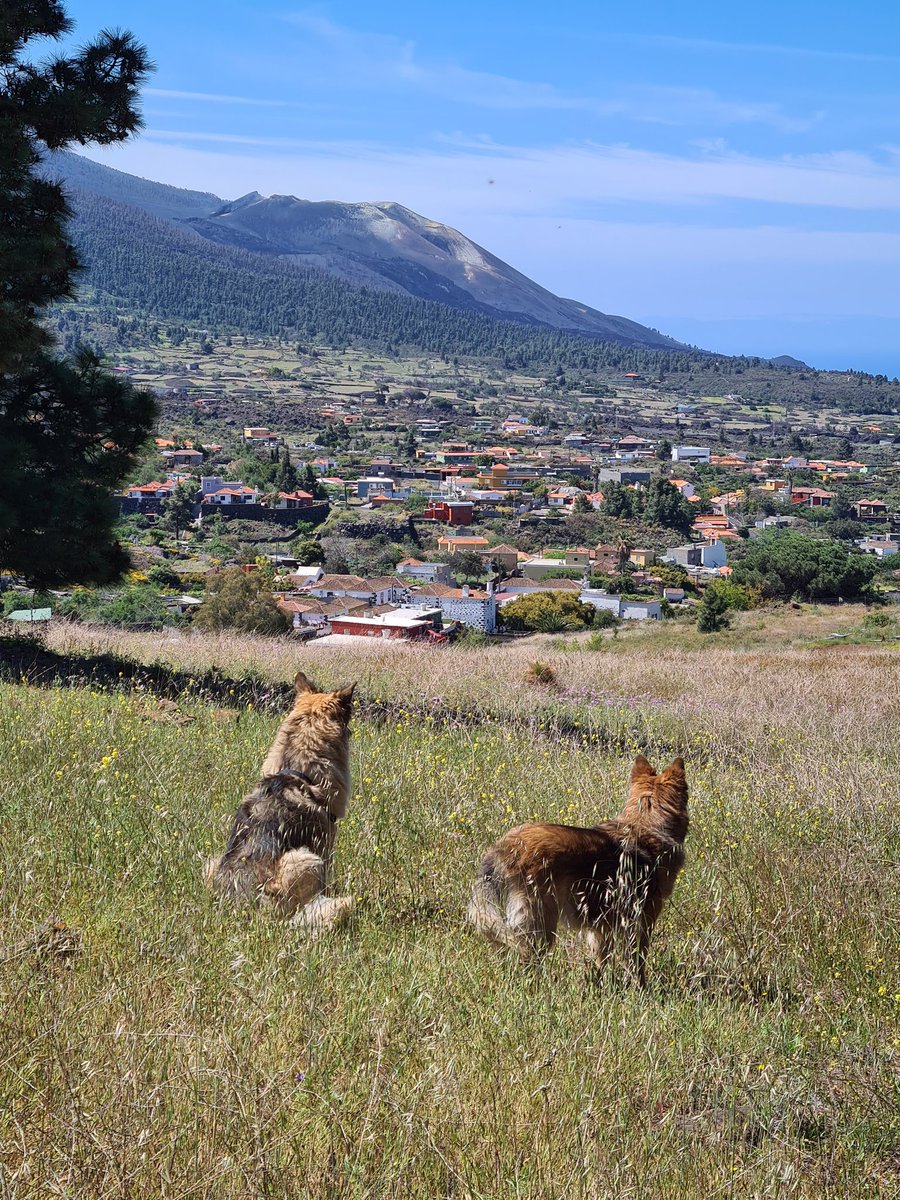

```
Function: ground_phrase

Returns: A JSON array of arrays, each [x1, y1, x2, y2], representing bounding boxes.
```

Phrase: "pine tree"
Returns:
[[0, 1, 155, 586], [696, 587, 731, 633], [159, 479, 198, 542]]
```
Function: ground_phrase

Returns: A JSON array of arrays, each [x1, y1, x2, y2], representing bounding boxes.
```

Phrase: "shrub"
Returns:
[[453, 627, 490, 648], [193, 569, 290, 636], [148, 565, 183, 590], [706, 579, 763, 611], [525, 660, 557, 687], [501, 592, 596, 633]]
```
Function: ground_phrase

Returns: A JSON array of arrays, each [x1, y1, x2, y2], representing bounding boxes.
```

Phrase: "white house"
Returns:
[[204, 485, 260, 505], [856, 536, 898, 558], [414, 584, 497, 633], [285, 566, 324, 587], [579, 590, 661, 620], [395, 558, 452, 584], [662, 540, 727, 569], [671, 446, 711, 464]]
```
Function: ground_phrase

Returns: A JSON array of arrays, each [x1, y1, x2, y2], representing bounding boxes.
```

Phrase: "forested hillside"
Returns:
[[66, 189, 692, 368], [58, 179, 900, 413]]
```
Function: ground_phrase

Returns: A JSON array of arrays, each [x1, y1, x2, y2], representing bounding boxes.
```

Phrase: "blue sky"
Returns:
[[59, 1, 900, 372]]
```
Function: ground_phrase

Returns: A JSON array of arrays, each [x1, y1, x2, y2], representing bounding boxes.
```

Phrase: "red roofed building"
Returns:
[[424, 500, 474, 525], [126, 480, 174, 500], [274, 490, 315, 509], [205, 485, 260, 505]]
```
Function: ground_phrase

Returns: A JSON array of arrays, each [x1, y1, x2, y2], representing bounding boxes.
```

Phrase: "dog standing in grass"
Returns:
[[205, 671, 355, 932], [467, 755, 688, 986]]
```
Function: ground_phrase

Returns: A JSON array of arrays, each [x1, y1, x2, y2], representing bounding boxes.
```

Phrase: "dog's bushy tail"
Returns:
[[467, 852, 513, 946]]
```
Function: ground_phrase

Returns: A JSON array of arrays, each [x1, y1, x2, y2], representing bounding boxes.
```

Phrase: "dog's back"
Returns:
[[206, 671, 356, 927], [211, 772, 334, 901], [467, 756, 689, 980]]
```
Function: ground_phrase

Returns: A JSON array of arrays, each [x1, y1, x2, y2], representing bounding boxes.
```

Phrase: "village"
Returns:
[[3, 332, 898, 637], [7, 365, 897, 638]]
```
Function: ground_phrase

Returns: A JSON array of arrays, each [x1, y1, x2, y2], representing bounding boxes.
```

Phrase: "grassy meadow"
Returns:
[[1, 622, 898, 1197]]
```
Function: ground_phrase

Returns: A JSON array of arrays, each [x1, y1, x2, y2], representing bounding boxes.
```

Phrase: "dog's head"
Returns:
[[291, 670, 356, 725], [624, 754, 689, 839]]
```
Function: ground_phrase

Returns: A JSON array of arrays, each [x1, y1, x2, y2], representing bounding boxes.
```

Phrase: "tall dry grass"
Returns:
[[0, 623, 897, 1197]]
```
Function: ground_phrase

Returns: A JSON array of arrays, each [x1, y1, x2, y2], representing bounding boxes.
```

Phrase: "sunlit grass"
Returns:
[[1, 622, 898, 1195]]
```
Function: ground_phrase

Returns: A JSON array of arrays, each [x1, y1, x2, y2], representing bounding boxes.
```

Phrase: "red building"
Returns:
[[423, 500, 474, 526], [329, 612, 438, 640]]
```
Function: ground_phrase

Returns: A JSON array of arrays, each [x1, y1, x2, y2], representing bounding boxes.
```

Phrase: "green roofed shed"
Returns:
[[7, 608, 52, 622]]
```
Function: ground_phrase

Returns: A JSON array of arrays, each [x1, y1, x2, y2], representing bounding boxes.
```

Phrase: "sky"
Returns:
[[57, 1, 900, 374]]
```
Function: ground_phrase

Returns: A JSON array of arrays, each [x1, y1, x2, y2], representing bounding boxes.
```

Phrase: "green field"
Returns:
[[1, 633, 897, 1197]]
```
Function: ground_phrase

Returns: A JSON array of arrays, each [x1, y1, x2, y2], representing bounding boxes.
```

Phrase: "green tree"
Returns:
[[696, 587, 731, 633], [193, 568, 291, 635], [656, 437, 672, 461], [600, 482, 637, 520], [500, 592, 596, 633], [642, 478, 693, 534], [731, 531, 876, 601], [158, 479, 197, 541], [273, 449, 298, 493], [1, 1, 155, 586], [147, 564, 182, 590], [294, 538, 324, 566], [448, 550, 486, 584], [704, 579, 759, 610]]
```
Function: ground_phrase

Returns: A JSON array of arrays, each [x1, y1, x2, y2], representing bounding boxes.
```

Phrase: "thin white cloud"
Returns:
[[277, 12, 811, 129], [604, 32, 900, 65], [145, 88, 290, 107], [136, 129, 900, 212]]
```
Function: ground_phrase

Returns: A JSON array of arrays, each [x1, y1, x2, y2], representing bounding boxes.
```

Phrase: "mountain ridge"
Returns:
[[43, 151, 682, 350]]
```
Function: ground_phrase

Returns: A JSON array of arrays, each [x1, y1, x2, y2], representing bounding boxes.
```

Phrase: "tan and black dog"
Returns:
[[206, 671, 355, 931], [467, 755, 688, 985]]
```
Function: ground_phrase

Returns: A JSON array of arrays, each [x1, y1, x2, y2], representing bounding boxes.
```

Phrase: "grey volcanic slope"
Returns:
[[46, 152, 682, 348], [186, 194, 679, 345], [41, 150, 223, 221]]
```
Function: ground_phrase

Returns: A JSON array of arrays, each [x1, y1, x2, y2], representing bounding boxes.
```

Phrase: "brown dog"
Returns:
[[467, 755, 688, 985], [205, 671, 355, 932]]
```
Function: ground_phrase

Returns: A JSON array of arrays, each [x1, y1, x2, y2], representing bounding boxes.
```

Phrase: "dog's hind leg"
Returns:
[[203, 856, 222, 887], [291, 894, 353, 936], [506, 886, 557, 963], [263, 849, 325, 918], [585, 923, 614, 983], [633, 917, 655, 990]]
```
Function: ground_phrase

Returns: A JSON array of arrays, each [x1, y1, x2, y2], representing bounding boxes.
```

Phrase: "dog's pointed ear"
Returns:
[[334, 682, 356, 715], [664, 757, 686, 780], [294, 670, 319, 695], [631, 754, 654, 780]]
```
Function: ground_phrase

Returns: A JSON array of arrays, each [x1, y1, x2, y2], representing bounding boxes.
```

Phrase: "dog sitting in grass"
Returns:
[[205, 671, 355, 932], [467, 755, 688, 986]]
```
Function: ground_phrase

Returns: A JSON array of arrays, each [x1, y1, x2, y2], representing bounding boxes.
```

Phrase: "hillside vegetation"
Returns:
[[50, 158, 900, 409], [1, 628, 897, 1197]]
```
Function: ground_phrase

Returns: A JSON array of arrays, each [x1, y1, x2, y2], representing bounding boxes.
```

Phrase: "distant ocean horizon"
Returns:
[[648, 315, 900, 381]]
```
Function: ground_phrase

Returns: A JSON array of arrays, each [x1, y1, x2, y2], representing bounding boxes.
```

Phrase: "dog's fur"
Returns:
[[205, 671, 355, 932], [467, 755, 688, 985]]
